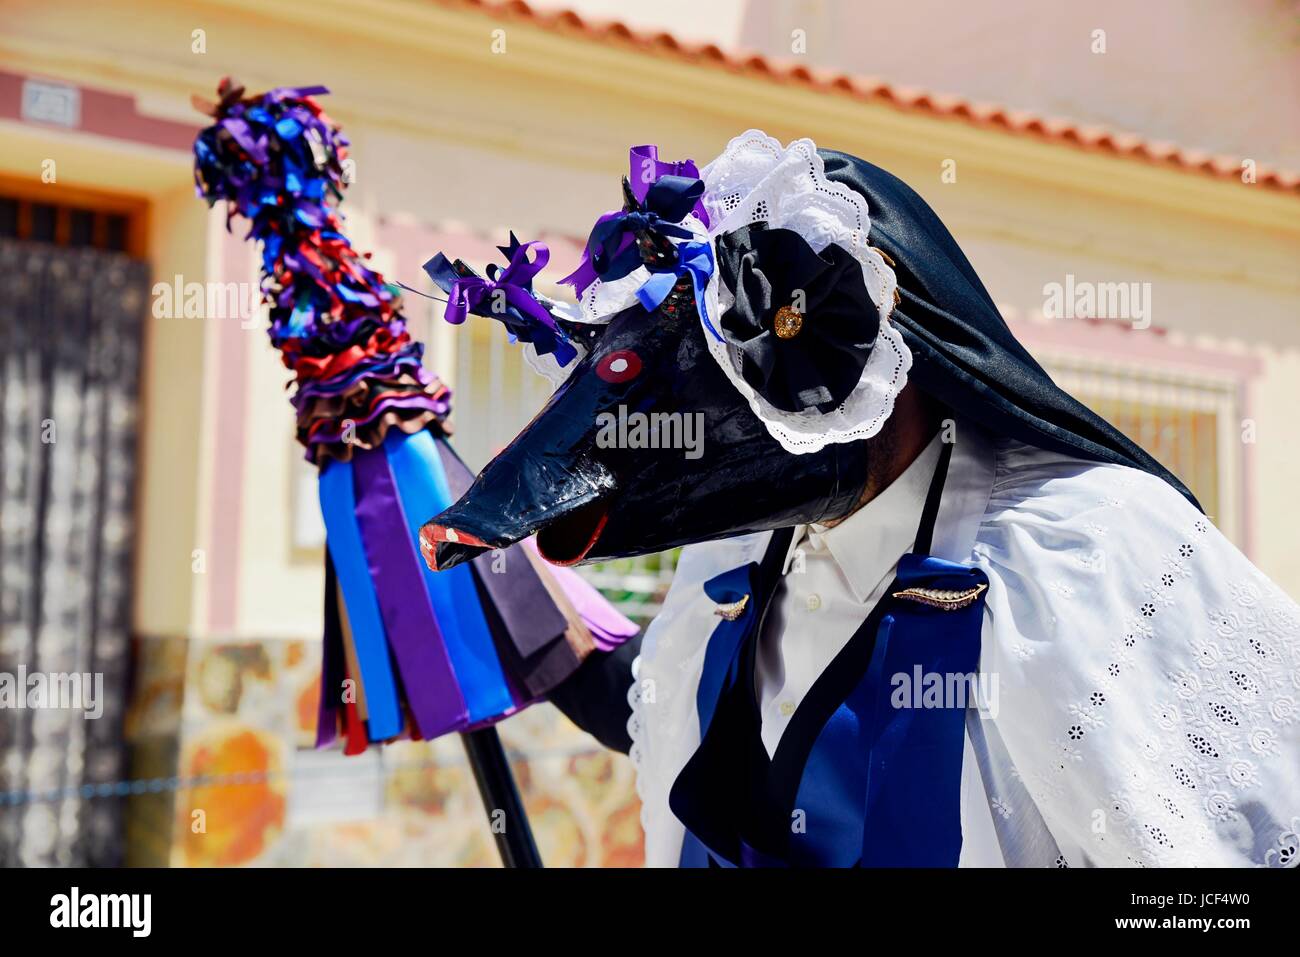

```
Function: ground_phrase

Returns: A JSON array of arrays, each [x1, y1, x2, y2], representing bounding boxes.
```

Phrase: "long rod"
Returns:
[[459, 726, 543, 868]]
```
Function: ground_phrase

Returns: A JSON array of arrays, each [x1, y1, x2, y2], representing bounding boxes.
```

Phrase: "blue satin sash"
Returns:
[[676, 547, 988, 867], [798, 554, 988, 866]]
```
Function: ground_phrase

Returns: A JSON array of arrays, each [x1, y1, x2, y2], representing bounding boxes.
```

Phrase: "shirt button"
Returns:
[[779, 700, 796, 717], [805, 593, 822, 611]]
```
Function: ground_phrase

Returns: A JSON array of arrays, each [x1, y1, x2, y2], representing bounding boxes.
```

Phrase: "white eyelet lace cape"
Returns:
[[629, 429, 1300, 867]]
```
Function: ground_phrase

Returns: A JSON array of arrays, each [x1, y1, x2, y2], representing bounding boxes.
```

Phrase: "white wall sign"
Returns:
[[21, 79, 81, 128]]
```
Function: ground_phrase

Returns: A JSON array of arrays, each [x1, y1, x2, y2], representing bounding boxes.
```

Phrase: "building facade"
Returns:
[[0, 0, 1297, 866]]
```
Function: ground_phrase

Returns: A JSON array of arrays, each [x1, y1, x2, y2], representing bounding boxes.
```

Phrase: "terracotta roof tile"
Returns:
[[440, 0, 1299, 194]]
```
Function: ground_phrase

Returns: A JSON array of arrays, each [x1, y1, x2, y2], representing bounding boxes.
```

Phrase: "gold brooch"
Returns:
[[773, 305, 803, 339], [891, 583, 987, 611], [713, 594, 750, 621]]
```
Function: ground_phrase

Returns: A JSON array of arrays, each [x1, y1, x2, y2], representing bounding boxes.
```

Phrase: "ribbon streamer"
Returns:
[[423, 243, 578, 367]]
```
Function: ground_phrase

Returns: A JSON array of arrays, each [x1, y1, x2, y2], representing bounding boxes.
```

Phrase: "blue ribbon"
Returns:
[[695, 563, 762, 736], [318, 458, 403, 740], [384, 429, 515, 723], [855, 553, 988, 866], [635, 240, 720, 340]]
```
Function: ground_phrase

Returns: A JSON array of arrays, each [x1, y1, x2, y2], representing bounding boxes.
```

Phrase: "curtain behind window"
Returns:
[[0, 237, 148, 866]]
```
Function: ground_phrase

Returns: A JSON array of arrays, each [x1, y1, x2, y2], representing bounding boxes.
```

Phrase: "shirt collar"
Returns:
[[781, 433, 944, 603]]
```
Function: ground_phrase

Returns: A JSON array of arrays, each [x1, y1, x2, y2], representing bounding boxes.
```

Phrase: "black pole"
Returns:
[[459, 726, 543, 868]]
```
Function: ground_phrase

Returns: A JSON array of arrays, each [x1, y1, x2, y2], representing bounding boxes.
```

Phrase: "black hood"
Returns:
[[819, 149, 1198, 508]]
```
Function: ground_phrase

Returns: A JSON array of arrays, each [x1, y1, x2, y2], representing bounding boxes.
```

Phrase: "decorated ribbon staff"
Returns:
[[421, 132, 1300, 868], [191, 79, 637, 867]]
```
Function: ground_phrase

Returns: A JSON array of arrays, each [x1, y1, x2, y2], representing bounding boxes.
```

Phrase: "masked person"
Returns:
[[420, 133, 1300, 868]]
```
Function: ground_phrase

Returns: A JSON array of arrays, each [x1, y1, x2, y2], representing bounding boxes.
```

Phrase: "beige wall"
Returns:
[[733, 0, 1300, 169]]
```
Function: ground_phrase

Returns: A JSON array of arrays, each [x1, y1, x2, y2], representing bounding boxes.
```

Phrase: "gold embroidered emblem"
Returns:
[[773, 305, 803, 339], [713, 594, 750, 621], [891, 583, 988, 611]]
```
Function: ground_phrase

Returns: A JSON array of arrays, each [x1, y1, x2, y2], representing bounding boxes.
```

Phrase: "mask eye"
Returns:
[[596, 350, 642, 383]]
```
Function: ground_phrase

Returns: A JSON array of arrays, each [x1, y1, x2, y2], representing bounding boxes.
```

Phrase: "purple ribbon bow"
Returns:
[[561, 144, 710, 297], [628, 144, 710, 226], [445, 240, 557, 335]]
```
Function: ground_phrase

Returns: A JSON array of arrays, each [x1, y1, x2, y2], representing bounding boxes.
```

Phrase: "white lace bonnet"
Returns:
[[535, 130, 911, 454]]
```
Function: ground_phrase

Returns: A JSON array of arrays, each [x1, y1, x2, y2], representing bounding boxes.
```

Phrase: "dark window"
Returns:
[[0, 193, 139, 253], [30, 202, 56, 242], [0, 198, 17, 238]]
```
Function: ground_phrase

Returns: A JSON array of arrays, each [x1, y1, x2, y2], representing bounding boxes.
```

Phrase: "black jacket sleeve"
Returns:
[[547, 632, 642, 754]]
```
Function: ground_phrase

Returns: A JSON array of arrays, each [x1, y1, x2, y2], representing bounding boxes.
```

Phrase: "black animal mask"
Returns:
[[423, 299, 871, 570]]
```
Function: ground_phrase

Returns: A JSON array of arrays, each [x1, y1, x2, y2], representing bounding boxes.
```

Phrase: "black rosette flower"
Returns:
[[715, 222, 879, 414]]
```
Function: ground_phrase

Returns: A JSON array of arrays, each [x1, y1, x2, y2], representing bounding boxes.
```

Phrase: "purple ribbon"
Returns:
[[561, 144, 709, 296], [521, 539, 638, 653], [559, 210, 628, 296], [352, 446, 468, 738], [432, 440, 581, 697], [265, 85, 330, 103], [628, 144, 709, 226], [221, 117, 268, 164], [444, 241, 557, 335]]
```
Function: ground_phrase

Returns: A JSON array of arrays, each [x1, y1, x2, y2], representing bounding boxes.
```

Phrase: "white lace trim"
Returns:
[[513, 292, 589, 388], [519, 339, 584, 389], [626, 654, 650, 830], [699, 130, 909, 454]]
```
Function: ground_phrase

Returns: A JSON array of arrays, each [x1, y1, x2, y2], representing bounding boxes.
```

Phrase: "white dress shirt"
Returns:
[[755, 435, 942, 756]]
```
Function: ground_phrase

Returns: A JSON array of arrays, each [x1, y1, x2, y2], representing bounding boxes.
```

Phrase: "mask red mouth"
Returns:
[[419, 447, 618, 572], [420, 495, 611, 571], [535, 498, 610, 566], [419, 524, 490, 571]]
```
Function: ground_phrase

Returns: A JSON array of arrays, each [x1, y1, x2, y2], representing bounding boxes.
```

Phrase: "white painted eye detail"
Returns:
[[596, 350, 642, 383]]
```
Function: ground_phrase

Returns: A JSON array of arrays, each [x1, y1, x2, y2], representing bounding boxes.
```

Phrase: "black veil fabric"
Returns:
[[819, 149, 1200, 510]]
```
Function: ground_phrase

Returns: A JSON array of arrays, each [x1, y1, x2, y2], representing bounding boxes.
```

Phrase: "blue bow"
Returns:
[[635, 240, 721, 341]]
